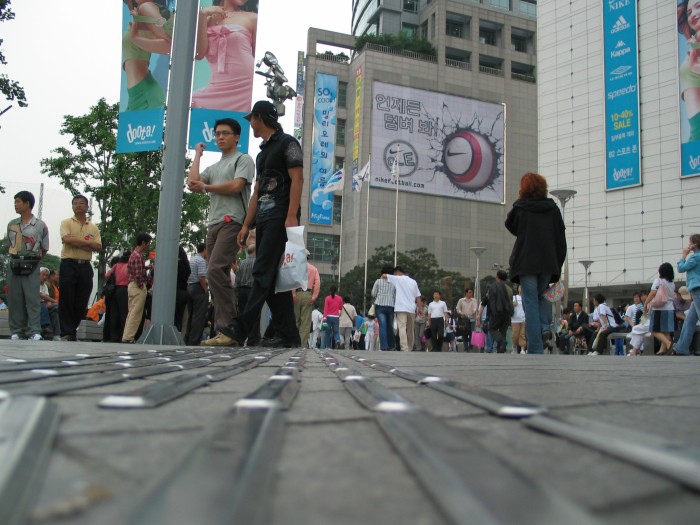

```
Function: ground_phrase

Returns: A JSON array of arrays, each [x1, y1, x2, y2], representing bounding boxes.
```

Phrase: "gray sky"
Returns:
[[0, 0, 350, 254]]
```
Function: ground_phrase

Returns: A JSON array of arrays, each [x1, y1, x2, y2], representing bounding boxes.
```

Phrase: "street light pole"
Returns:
[[550, 189, 577, 307], [470, 247, 486, 306], [579, 260, 594, 313]]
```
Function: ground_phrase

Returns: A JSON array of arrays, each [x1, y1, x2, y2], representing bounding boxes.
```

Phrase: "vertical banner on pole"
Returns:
[[603, 0, 641, 190], [187, 0, 259, 153], [309, 73, 339, 225], [294, 50, 305, 143], [678, 0, 700, 178], [117, 0, 176, 153], [352, 66, 363, 179]]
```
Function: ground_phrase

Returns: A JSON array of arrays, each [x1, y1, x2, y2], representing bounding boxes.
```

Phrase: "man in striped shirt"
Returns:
[[186, 243, 208, 345]]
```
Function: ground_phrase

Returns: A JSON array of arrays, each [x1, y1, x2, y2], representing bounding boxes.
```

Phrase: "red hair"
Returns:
[[518, 172, 548, 200]]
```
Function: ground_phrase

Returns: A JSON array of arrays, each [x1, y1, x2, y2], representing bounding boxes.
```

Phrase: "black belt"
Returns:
[[295, 288, 309, 292], [64, 258, 90, 264]]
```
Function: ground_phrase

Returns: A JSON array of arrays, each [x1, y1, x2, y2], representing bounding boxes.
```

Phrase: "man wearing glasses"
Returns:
[[187, 117, 255, 346]]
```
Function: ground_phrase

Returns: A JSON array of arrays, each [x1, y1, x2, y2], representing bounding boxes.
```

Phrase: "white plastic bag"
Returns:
[[275, 226, 308, 293]]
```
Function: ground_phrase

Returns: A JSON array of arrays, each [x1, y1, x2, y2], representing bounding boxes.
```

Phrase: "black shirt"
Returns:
[[255, 130, 303, 224]]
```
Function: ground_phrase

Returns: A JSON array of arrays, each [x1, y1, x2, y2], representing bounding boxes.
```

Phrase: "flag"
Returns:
[[390, 146, 400, 183], [323, 168, 344, 193], [352, 161, 370, 192]]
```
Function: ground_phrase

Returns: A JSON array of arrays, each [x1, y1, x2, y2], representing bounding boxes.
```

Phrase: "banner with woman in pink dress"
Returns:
[[188, 0, 259, 153]]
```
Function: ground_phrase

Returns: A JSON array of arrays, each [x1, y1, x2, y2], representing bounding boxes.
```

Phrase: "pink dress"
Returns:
[[191, 24, 254, 112]]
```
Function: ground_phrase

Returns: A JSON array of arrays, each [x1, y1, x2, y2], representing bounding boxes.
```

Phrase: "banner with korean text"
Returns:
[[187, 0, 258, 153], [603, 0, 641, 190], [117, 0, 176, 153], [370, 82, 505, 203], [678, 0, 700, 178], [294, 51, 305, 142], [309, 73, 339, 225]]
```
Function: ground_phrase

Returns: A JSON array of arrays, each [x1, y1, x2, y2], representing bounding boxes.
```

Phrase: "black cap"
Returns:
[[244, 100, 278, 121]]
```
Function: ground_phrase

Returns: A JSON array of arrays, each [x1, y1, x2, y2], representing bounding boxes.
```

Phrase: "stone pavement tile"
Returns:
[[372, 382, 487, 417], [285, 390, 373, 424], [296, 375, 347, 392], [272, 420, 444, 525], [447, 415, 674, 515], [597, 492, 700, 525], [55, 392, 243, 436]]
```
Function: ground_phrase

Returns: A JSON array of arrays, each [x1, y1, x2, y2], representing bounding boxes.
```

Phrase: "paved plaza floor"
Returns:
[[1, 340, 699, 525]]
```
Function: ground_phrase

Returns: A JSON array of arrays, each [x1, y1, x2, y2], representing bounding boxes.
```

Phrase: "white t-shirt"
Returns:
[[386, 274, 421, 313], [311, 309, 324, 330], [650, 278, 675, 311], [428, 300, 448, 319], [511, 295, 525, 323], [593, 303, 618, 328]]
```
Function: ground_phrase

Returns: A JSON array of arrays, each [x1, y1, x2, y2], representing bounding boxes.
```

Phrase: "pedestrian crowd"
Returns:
[[5, 121, 699, 355]]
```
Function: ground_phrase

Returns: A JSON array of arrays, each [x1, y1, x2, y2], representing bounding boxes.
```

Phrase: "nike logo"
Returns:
[[446, 149, 465, 157]]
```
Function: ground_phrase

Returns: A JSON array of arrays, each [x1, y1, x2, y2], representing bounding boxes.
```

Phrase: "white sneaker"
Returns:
[[52, 336, 62, 341], [29, 334, 43, 341], [589, 350, 599, 356], [10, 334, 20, 340], [520, 349, 526, 354]]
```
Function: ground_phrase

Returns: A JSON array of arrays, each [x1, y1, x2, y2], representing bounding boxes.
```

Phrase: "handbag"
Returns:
[[650, 281, 669, 309], [367, 304, 376, 317], [471, 330, 486, 348], [543, 281, 565, 303], [275, 226, 308, 293]]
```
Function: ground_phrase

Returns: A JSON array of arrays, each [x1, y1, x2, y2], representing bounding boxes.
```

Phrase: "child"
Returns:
[[363, 315, 376, 351]]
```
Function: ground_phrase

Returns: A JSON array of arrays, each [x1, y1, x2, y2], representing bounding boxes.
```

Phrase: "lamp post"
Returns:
[[550, 189, 577, 307], [470, 247, 486, 306], [579, 260, 594, 313]]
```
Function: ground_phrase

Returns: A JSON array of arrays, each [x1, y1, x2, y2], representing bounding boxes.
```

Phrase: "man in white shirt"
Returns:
[[310, 306, 323, 349], [384, 266, 421, 352]]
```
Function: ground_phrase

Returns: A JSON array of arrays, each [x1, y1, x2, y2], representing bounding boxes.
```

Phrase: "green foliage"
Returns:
[[40, 98, 209, 289], [335, 245, 469, 314], [355, 32, 437, 57], [0, 1, 27, 108]]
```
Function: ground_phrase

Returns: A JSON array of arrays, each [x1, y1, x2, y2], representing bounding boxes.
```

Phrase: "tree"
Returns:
[[355, 33, 437, 57], [0, 1, 28, 109], [336, 245, 469, 314], [40, 99, 209, 290]]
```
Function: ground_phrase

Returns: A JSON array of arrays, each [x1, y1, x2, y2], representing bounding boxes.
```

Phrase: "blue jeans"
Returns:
[[674, 290, 700, 354], [520, 274, 552, 354], [322, 316, 340, 349], [375, 305, 395, 350]]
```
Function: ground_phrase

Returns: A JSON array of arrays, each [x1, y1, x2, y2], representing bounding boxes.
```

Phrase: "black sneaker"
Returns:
[[541, 330, 552, 343]]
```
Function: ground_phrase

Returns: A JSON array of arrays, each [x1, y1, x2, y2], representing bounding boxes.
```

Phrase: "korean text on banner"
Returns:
[[309, 73, 339, 225], [187, 0, 258, 153], [117, 1, 175, 153]]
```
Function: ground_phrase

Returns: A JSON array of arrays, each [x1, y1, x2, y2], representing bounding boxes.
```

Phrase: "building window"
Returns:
[[511, 34, 527, 52], [333, 196, 342, 225], [479, 55, 503, 76], [335, 156, 344, 172], [431, 13, 435, 38], [307, 233, 340, 263], [479, 28, 497, 46], [519, 0, 537, 17], [338, 81, 348, 108], [402, 23, 418, 39], [511, 61, 536, 83], [336, 119, 346, 145], [403, 0, 418, 13], [420, 21, 428, 40], [489, 0, 510, 10], [446, 12, 470, 40]]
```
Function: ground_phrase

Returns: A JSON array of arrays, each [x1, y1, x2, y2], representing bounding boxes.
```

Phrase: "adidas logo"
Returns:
[[611, 16, 630, 34]]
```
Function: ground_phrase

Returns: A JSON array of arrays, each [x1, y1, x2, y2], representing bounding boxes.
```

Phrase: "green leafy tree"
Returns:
[[0, 1, 27, 109], [40, 98, 209, 290], [355, 33, 437, 57], [336, 245, 469, 313]]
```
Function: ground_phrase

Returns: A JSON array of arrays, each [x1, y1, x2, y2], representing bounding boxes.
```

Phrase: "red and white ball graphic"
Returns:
[[442, 130, 497, 191]]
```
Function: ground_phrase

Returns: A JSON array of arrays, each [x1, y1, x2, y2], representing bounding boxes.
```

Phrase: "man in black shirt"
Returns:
[[220, 100, 303, 347]]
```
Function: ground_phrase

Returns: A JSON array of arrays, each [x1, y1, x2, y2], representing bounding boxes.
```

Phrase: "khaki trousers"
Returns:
[[122, 282, 147, 342]]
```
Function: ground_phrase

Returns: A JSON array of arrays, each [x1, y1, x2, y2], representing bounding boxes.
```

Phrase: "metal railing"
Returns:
[[363, 43, 437, 63], [512, 72, 536, 83], [315, 53, 350, 64], [479, 65, 503, 76], [445, 58, 472, 70]]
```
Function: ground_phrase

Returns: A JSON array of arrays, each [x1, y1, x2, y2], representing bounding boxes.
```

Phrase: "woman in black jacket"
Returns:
[[505, 172, 567, 354]]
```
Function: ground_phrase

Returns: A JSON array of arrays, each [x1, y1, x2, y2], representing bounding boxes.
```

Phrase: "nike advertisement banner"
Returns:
[[370, 82, 505, 204], [603, 0, 641, 189]]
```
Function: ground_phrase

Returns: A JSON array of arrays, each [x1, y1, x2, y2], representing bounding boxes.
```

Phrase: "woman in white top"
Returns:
[[427, 291, 448, 352], [643, 262, 676, 355], [511, 286, 526, 354]]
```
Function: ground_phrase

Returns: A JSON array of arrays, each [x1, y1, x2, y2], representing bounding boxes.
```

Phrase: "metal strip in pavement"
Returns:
[[0, 396, 60, 525], [319, 352, 601, 525], [524, 414, 700, 492], [345, 354, 545, 418], [99, 355, 271, 409], [129, 351, 305, 525]]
